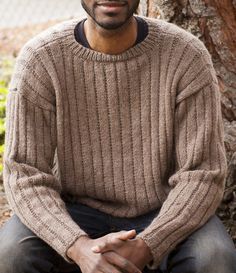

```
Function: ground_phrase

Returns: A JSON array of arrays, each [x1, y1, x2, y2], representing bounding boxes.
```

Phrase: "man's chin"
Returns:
[[96, 21, 126, 30], [95, 16, 133, 30]]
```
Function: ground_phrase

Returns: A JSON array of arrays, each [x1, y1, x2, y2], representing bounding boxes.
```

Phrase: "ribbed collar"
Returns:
[[63, 16, 161, 62]]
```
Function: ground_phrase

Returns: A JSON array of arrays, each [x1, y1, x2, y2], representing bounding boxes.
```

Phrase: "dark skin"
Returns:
[[91, 231, 153, 270], [67, 1, 153, 272], [81, 0, 140, 54], [67, 230, 152, 273]]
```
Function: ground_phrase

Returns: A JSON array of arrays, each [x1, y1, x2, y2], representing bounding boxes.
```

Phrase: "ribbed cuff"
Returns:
[[136, 233, 162, 269], [62, 231, 88, 263]]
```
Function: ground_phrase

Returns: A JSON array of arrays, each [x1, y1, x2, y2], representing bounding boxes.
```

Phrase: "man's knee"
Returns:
[[169, 216, 236, 273], [0, 236, 31, 273], [189, 244, 236, 273], [192, 218, 236, 273], [0, 215, 71, 273], [0, 215, 46, 273]]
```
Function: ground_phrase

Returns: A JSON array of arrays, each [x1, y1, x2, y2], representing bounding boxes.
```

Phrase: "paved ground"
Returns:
[[0, 0, 86, 28]]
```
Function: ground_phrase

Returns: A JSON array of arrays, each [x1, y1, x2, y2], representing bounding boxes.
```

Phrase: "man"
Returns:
[[0, 0, 235, 272]]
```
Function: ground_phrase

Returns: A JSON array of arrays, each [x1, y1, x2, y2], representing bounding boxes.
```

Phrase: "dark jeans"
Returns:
[[0, 202, 235, 273]]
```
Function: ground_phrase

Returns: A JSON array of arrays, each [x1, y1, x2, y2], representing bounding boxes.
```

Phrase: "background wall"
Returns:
[[0, 0, 85, 28]]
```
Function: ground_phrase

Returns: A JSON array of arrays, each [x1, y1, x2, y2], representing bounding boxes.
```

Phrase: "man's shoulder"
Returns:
[[19, 18, 82, 62], [140, 15, 207, 55], [9, 19, 83, 108]]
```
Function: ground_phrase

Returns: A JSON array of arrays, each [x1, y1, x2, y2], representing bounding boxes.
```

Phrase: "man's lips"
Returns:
[[97, 1, 126, 9], [96, 1, 127, 13], [97, 1, 127, 7]]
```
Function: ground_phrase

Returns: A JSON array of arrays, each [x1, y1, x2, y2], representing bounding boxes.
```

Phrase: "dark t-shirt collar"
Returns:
[[74, 16, 149, 49]]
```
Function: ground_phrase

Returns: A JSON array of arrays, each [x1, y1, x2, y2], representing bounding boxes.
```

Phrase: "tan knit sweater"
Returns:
[[3, 16, 227, 268]]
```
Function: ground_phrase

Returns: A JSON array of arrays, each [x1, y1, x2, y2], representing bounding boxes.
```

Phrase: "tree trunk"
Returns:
[[138, 0, 236, 242]]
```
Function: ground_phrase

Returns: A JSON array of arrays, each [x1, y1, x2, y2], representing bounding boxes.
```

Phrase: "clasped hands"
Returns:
[[67, 229, 153, 273]]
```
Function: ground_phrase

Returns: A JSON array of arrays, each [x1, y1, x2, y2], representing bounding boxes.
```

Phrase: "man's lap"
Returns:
[[0, 202, 235, 273]]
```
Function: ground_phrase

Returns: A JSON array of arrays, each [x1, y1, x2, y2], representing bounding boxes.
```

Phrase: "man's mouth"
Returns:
[[97, 1, 127, 6], [96, 1, 127, 11]]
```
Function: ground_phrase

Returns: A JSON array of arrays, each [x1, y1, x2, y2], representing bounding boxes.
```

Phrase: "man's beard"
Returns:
[[81, 0, 140, 30]]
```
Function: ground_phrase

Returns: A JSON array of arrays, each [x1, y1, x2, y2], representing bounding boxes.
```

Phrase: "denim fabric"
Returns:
[[0, 201, 235, 273]]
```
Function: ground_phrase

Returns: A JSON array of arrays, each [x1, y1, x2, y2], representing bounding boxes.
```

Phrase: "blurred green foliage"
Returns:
[[0, 56, 15, 174]]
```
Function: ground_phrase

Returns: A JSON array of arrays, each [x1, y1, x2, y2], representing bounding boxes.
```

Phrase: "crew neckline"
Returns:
[[64, 16, 161, 62], [74, 17, 149, 49]]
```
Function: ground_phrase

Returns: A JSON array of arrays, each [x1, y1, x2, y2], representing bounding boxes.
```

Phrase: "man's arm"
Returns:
[[135, 44, 227, 268], [3, 43, 87, 261], [4, 43, 145, 273]]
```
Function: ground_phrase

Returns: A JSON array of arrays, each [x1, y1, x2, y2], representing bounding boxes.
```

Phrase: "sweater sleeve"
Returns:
[[137, 47, 227, 268], [3, 45, 87, 261]]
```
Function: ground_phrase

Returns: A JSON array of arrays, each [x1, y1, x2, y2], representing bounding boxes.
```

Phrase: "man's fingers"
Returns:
[[102, 251, 142, 273], [92, 230, 136, 253], [91, 240, 118, 253], [116, 229, 136, 241], [91, 242, 107, 253], [100, 260, 123, 273]]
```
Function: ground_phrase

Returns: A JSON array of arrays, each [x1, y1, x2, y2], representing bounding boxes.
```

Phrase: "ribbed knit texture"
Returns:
[[3, 16, 227, 267]]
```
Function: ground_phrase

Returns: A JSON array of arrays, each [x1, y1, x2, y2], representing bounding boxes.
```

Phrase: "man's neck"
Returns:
[[84, 16, 138, 55]]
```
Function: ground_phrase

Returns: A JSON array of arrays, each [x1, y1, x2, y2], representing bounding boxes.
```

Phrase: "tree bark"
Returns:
[[138, 0, 236, 242]]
